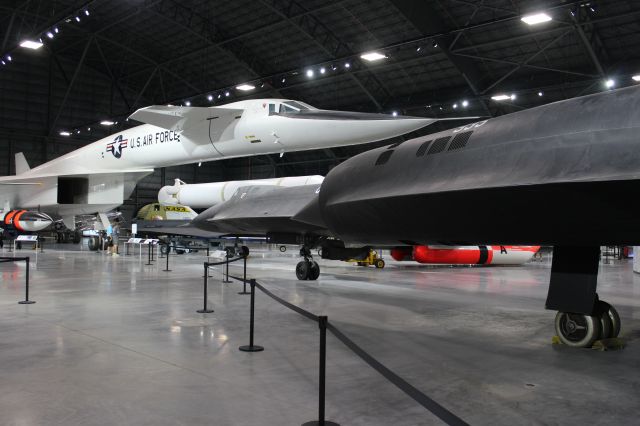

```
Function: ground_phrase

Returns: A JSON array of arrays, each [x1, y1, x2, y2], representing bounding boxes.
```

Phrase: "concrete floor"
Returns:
[[0, 244, 639, 425]]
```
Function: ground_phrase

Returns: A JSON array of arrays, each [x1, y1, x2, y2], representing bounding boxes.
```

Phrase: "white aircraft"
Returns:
[[0, 98, 461, 230]]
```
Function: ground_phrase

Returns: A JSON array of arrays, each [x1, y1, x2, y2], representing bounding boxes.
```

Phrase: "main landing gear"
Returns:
[[555, 298, 621, 347], [547, 246, 622, 348], [296, 246, 320, 281]]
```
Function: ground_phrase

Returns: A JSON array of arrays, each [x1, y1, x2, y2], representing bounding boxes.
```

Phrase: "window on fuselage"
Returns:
[[279, 104, 299, 114], [268, 103, 277, 115]]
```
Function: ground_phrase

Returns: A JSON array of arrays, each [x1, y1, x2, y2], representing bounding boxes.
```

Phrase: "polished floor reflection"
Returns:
[[0, 245, 639, 425]]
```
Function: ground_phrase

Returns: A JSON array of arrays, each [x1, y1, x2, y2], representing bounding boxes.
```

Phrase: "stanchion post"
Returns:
[[238, 255, 249, 295], [197, 263, 214, 313], [163, 243, 171, 272], [239, 279, 264, 352], [146, 243, 152, 265], [18, 257, 35, 305], [223, 254, 232, 283], [302, 316, 339, 426]]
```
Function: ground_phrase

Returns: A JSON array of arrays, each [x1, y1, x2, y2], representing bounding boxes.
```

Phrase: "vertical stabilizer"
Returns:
[[15, 153, 30, 175]]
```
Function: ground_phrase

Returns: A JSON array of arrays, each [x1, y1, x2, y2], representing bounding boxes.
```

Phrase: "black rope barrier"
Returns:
[[1, 257, 34, 304], [225, 271, 469, 426], [163, 243, 171, 272], [326, 323, 469, 426], [239, 280, 264, 352]]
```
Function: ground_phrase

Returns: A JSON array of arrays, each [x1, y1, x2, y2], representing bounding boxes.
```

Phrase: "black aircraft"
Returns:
[[194, 85, 640, 348]]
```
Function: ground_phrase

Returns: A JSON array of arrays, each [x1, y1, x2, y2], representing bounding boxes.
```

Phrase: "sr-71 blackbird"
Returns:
[[193, 85, 640, 348]]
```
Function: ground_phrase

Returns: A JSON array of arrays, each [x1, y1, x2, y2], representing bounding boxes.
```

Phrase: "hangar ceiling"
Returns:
[[1, 0, 639, 215]]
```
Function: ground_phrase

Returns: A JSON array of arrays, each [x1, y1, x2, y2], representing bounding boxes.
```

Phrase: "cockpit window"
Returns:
[[283, 101, 311, 110], [279, 103, 299, 114], [268, 103, 277, 115]]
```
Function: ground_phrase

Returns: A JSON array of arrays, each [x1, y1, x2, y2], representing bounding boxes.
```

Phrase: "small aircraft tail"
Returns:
[[15, 153, 30, 175]]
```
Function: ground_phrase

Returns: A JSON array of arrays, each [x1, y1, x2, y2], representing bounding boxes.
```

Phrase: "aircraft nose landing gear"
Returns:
[[296, 246, 320, 280]]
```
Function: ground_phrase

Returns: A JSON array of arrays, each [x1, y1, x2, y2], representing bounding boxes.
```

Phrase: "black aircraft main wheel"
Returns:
[[597, 300, 621, 338], [160, 245, 169, 255], [308, 261, 320, 281], [279, 245, 287, 252], [375, 259, 385, 269], [88, 236, 100, 251], [597, 309, 613, 340], [296, 261, 309, 280], [240, 246, 250, 257], [555, 312, 602, 348], [72, 231, 81, 244]]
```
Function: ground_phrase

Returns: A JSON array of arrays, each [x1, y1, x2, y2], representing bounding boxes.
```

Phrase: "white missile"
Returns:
[[158, 175, 324, 209]]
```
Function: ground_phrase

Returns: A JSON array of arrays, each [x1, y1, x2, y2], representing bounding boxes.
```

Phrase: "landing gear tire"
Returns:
[[598, 309, 613, 340], [375, 259, 385, 269], [597, 300, 621, 338], [72, 231, 81, 244], [88, 236, 100, 251], [308, 261, 320, 281], [279, 245, 287, 252], [160, 245, 169, 255], [240, 246, 250, 257], [296, 261, 309, 280], [555, 312, 602, 348]]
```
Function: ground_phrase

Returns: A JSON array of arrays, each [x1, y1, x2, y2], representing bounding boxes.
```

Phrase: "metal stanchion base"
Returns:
[[18, 300, 35, 304], [239, 345, 264, 352], [223, 280, 232, 284], [238, 291, 250, 295], [301, 422, 340, 426], [197, 309, 214, 313], [163, 269, 172, 272]]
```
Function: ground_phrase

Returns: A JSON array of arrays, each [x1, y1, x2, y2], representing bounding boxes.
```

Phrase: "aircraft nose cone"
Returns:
[[20, 211, 54, 232]]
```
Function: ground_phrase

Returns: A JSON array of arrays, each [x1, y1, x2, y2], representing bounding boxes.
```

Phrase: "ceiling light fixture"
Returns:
[[392, 111, 398, 116], [538, 91, 544, 96], [320, 67, 326, 74], [207, 95, 213, 101], [453, 103, 458, 109], [345, 62, 350, 68], [75, 16, 80, 22], [236, 84, 255, 91], [491, 94, 511, 101], [360, 52, 387, 61], [306, 69, 314, 77], [605, 79, 615, 88], [59, 131, 71, 136], [20, 40, 43, 49], [632, 75, 640, 82], [46, 32, 54, 39], [100, 120, 114, 126], [185, 101, 191, 106], [225, 91, 230, 97], [521, 12, 552, 25]]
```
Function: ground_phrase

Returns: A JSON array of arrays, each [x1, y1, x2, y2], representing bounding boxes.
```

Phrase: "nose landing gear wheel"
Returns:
[[308, 261, 320, 280], [296, 261, 309, 280], [555, 312, 602, 348]]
